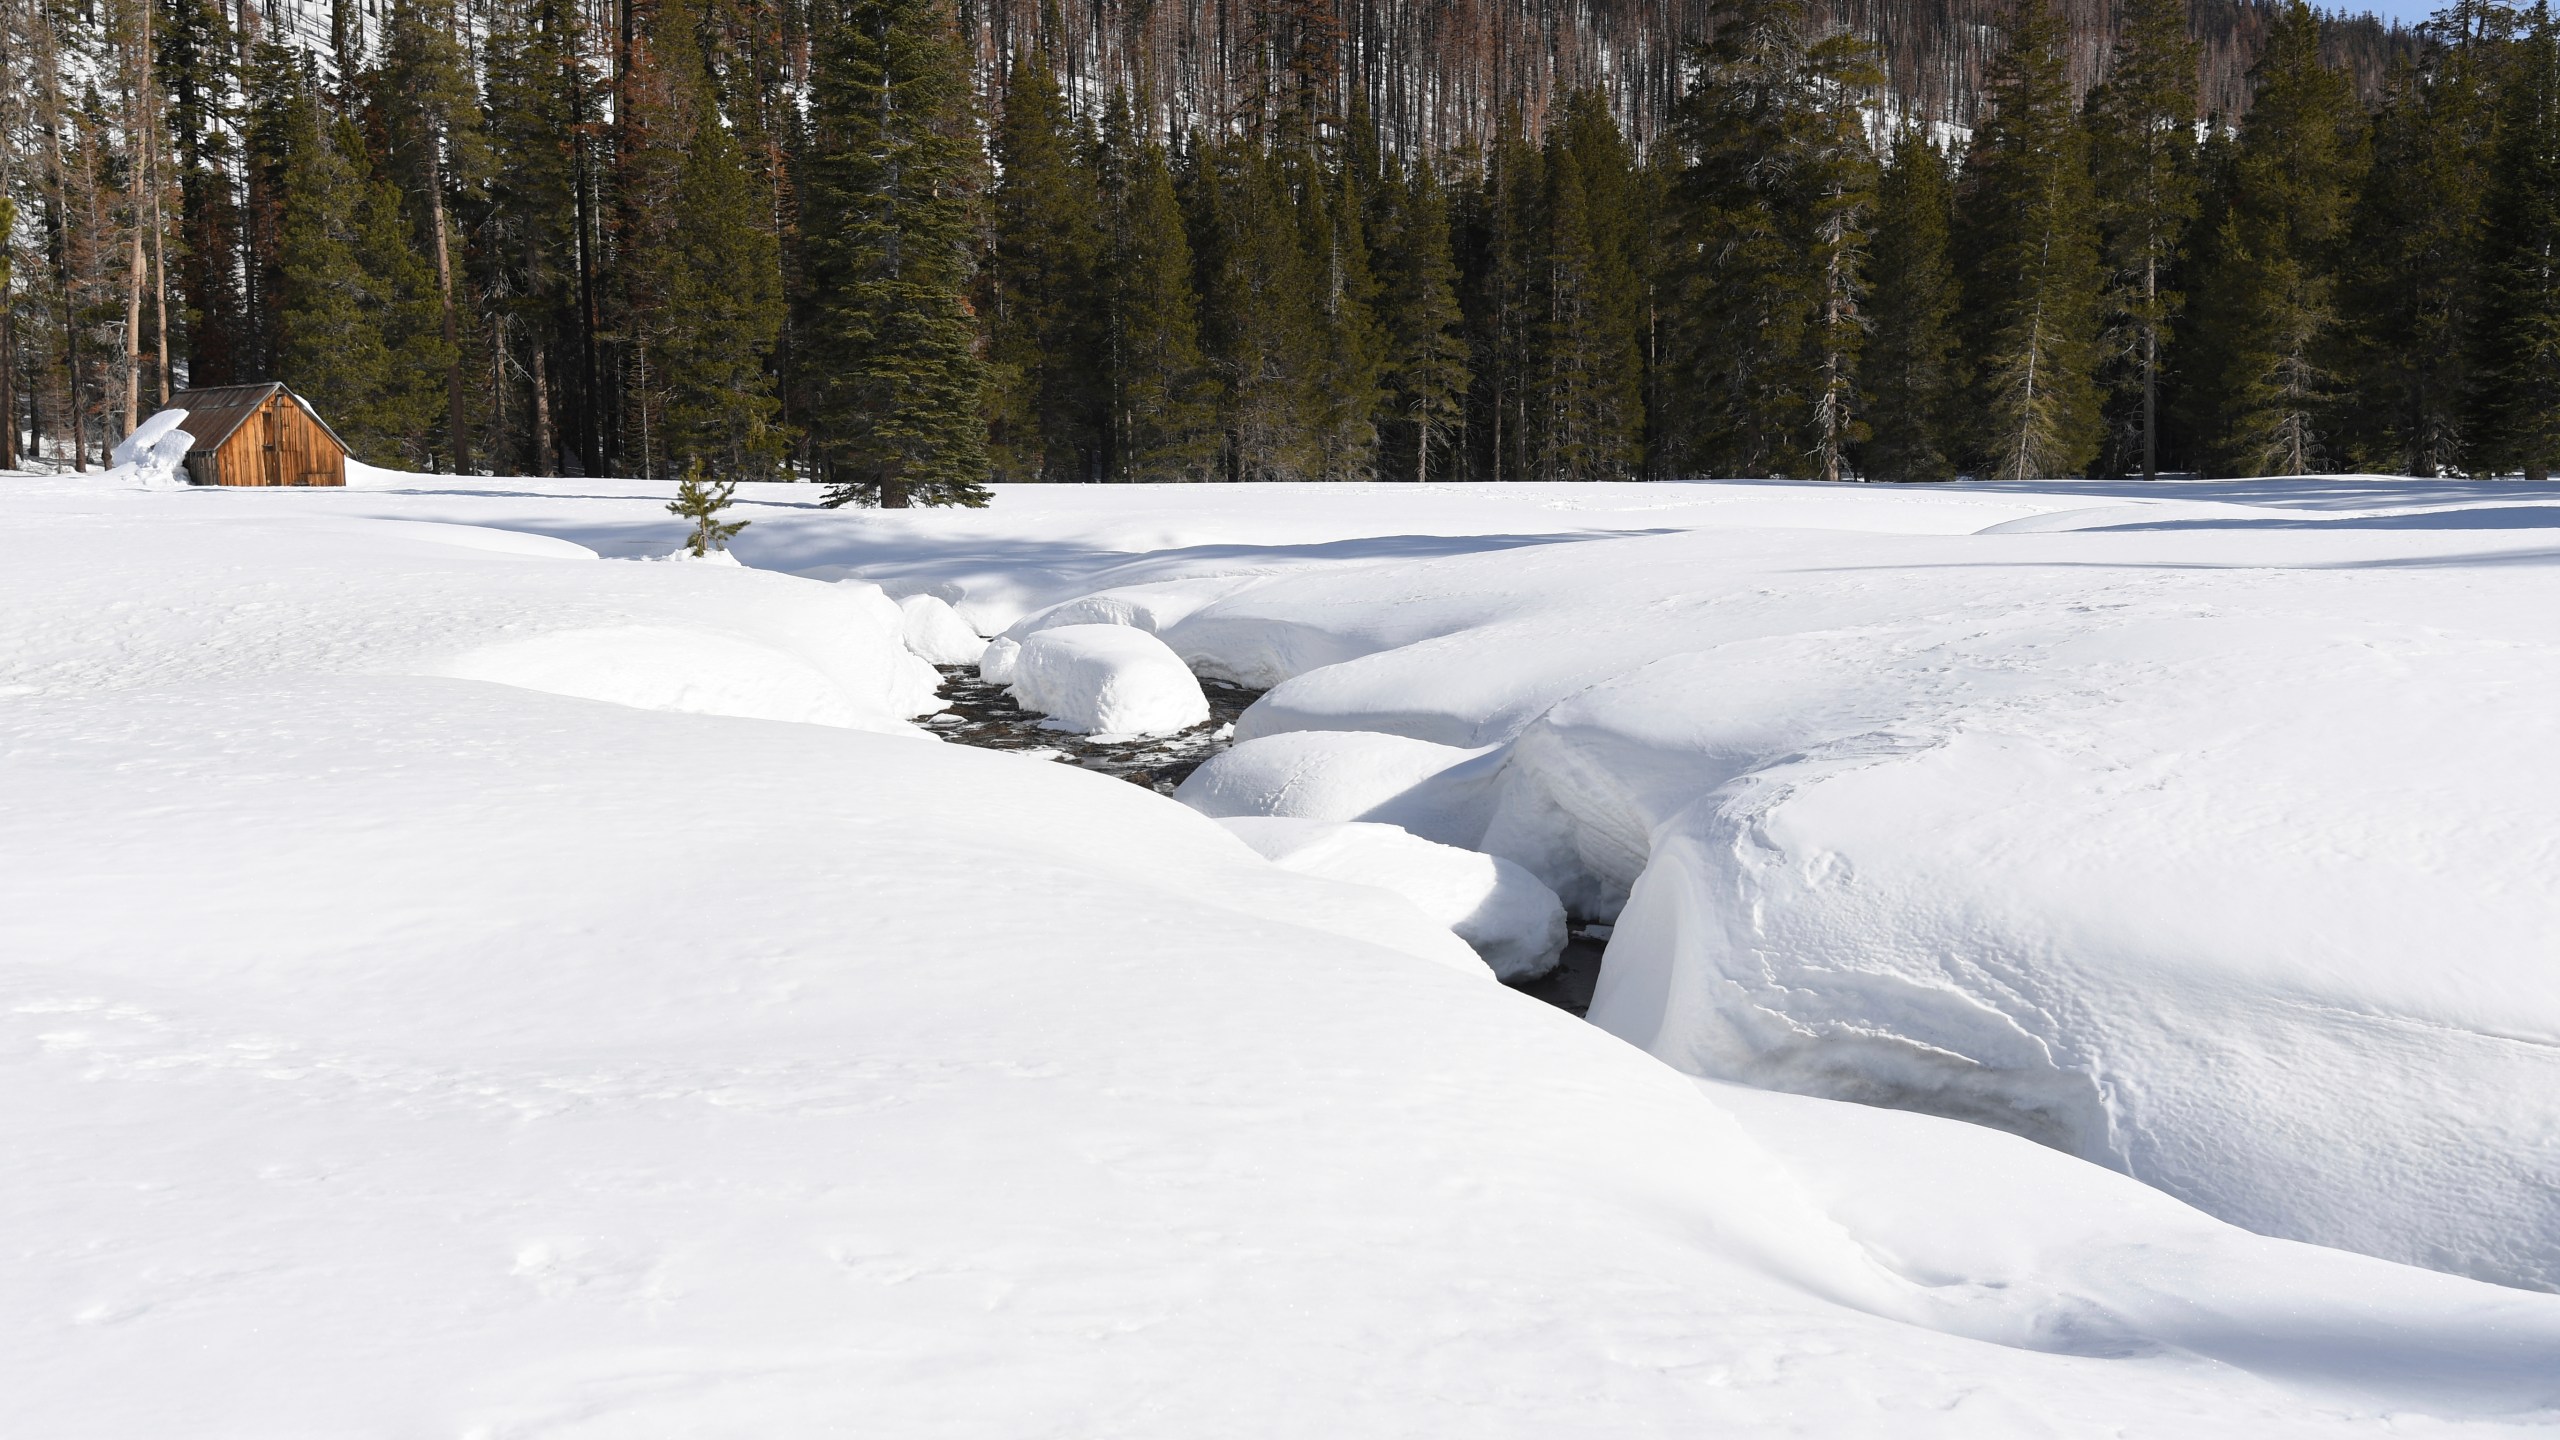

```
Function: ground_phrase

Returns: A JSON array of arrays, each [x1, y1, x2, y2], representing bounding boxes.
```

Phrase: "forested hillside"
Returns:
[[2, 0, 2540, 491]]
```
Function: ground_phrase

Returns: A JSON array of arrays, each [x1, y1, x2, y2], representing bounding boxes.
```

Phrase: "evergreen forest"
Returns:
[[5, 0, 2559, 497]]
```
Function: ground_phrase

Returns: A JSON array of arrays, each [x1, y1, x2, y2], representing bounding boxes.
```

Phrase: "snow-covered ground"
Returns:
[[7, 465, 2560, 1434]]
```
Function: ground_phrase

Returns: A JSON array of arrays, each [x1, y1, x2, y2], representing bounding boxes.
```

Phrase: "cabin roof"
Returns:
[[165, 382, 350, 457]]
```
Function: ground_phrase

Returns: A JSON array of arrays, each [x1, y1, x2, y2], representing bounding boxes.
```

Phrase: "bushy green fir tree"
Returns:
[[275, 90, 453, 465], [1302, 158, 1387, 481], [1372, 161, 1472, 482], [985, 48, 1103, 481], [1191, 139, 1325, 481], [2183, 0, 2365, 475], [479, 0, 588, 476], [2471, 2, 2560, 478], [1537, 92, 1646, 480], [1956, 0, 2105, 480], [1860, 129, 1961, 480], [374, 0, 485, 472], [159, 0, 250, 385], [2343, 34, 2498, 475], [2085, 0, 2201, 478], [1672, 0, 1881, 479], [800, 0, 990, 507], [1095, 93, 1219, 480], [662, 45, 789, 476], [1457, 114, 1543, 480]]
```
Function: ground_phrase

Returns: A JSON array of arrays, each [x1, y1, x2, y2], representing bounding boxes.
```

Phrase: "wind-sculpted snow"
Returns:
[[458, 471, 2560, 1299], [21, 467, 2560, 1432]]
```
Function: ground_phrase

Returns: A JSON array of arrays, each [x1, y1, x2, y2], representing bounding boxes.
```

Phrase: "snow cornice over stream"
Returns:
[[5, 466, 2558, 1435]]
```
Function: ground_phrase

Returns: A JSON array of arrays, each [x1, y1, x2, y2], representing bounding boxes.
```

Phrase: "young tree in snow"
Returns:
[[799, 0, 990, 507], [1860, 128, 1961, 480], [669, 456, 750, 552], [2471, 2, 2560, 478]]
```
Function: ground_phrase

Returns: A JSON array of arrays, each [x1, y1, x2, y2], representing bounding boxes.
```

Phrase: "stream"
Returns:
[[927, 663, 1610, 1015]]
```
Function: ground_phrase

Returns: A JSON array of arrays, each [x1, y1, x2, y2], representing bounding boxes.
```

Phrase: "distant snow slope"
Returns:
[[310, 470, 2560, 1299], [14, 469, 2557, 1434]]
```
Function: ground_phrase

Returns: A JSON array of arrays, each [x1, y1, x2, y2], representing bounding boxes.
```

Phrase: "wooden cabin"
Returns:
[[163, 382, 349, 488]]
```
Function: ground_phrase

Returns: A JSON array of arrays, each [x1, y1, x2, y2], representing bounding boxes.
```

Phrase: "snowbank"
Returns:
[[13, 469, 2560, 1434], [1008, 624, 1208, 736], [1220, 816, 1568, 980], [106, 409, 194, 489], [897, 591, 989, 665], [1174, 729, 1502, 850], [976, 634, 1020, 685]]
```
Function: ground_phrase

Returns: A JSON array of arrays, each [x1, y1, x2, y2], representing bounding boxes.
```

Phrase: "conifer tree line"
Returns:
[[5, 0, 2560, 486]]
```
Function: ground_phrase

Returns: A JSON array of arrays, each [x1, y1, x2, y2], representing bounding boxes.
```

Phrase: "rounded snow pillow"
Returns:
[[1009, 624, 1208, 737], [1217, 817, 1567, 981], [977, 635, 1021, 686], [1176, 729, 1502, 850], [898, 592, 989, 665]]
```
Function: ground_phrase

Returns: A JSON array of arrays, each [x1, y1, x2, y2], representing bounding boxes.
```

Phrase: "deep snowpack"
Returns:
[[5, 463, 2558, 1435]]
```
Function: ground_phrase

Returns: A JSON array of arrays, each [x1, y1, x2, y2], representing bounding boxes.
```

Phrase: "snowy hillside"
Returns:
[[6, 467, 2559, 1434]]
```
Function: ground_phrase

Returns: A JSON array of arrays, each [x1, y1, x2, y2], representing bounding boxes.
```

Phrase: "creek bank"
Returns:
[[928, 661, 1599, 1014]]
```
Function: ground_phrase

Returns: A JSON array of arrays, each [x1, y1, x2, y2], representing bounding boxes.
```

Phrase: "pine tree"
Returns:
[[2184, 0, 2365, 476], [1536, 92, 1646, 481], [2472, 2, 2560, 478], [275, 91, 452, 464], [1956, 0, 2105, 480], [1304, 156, 1387, 481], [372, 0, 482, 471], [1372, 161, 1471, 482], [669, 456, 750, 553], [608, 0, 706, 479], [984, 47, 1102, 481], [480, 0, 587, 475], [1456, 114, 1543, 480], [1191, 138, 1324, 481], [799, 0, 989, 507], [2344, 36, 2497, 475], [1672, 0, 1881, 478], [2085, 0, 2201, 478], [1861, 128, 1961, 480], [1096, 92, 1217, 480], [662, 26, 789, 477], [158, 0, 247, 386]]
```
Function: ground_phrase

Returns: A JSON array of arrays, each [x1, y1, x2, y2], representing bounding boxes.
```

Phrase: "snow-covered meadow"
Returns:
[[6, 463, 2559, 1434]]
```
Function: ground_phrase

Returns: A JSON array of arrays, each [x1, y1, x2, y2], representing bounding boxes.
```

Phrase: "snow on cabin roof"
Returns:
[[164, 382, 350, 457]]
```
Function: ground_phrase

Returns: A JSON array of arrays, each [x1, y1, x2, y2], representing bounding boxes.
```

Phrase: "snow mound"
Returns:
[[897, 592, 988, 665], [1009, 624, 1208, 737], [1176, 729, 1503, 851], [107, 410, 195, 488], [976, 634, 1020, 685], [1219, 816, 1568, 980]]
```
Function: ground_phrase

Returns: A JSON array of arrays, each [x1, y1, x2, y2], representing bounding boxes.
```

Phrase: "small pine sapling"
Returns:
[[668, 458, 748, 556]]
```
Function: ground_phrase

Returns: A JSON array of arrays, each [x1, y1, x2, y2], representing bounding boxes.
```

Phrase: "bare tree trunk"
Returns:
[[428, 157, 467, 472], [125, 230, 143, 437], [146, 0, 170, 403], [2140, 254, 2157, 481], [532, 341, 556, 477]]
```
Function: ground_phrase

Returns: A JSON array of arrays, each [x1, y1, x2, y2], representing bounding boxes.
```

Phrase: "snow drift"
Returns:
[[16, 470, 2560, 1433], [1218, 816, 1567, 980], [1008, 623, 1209, 736]]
